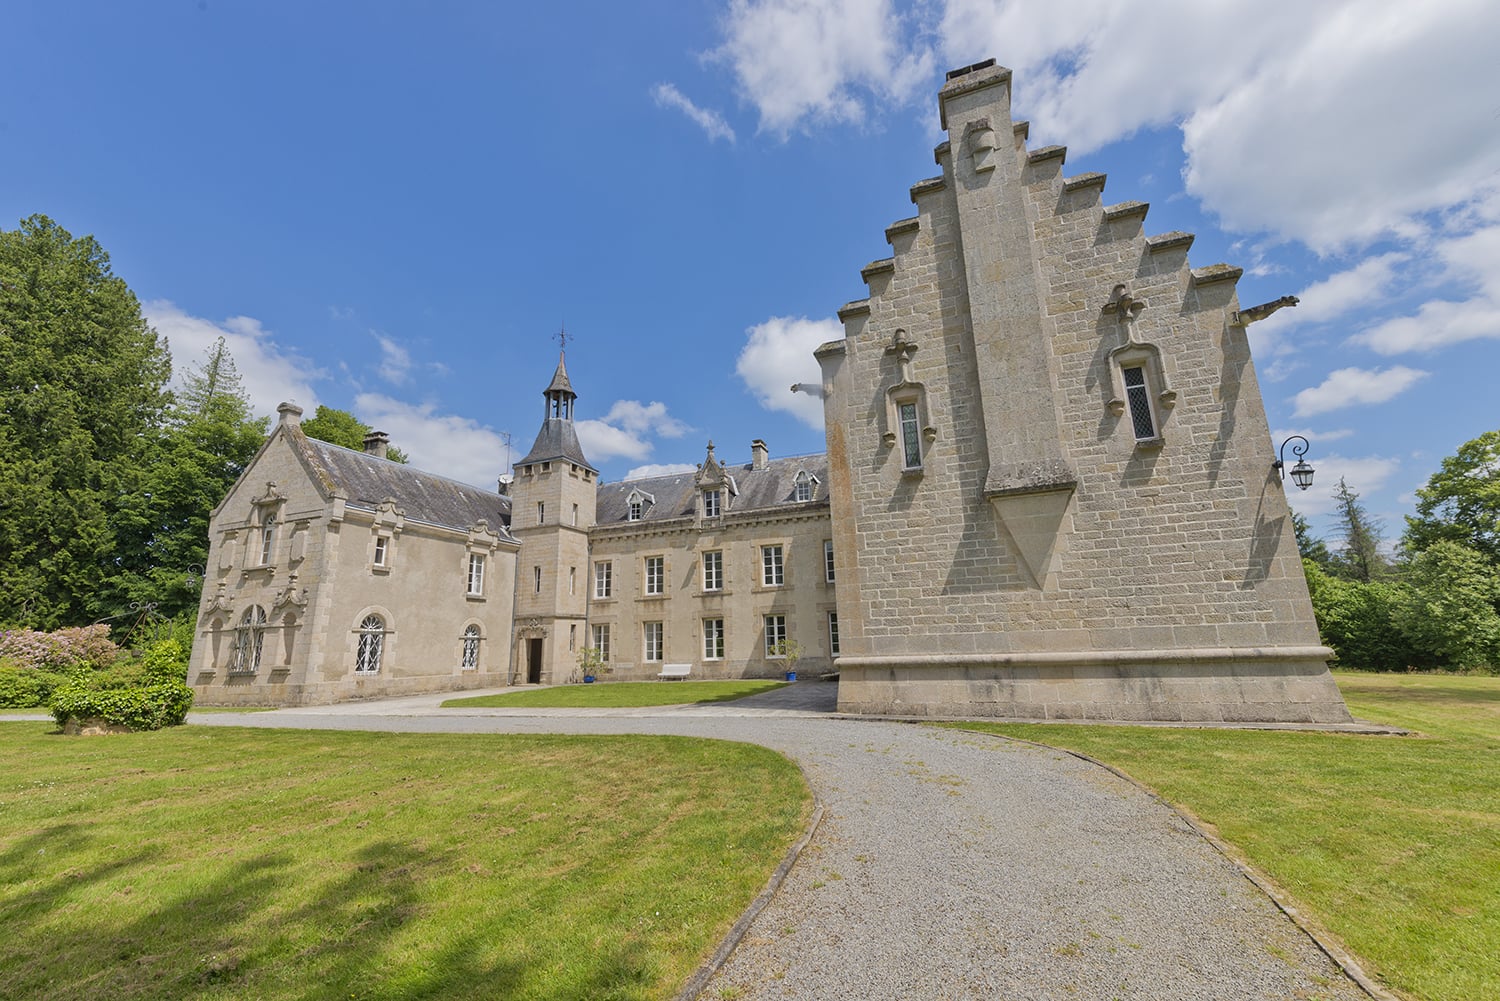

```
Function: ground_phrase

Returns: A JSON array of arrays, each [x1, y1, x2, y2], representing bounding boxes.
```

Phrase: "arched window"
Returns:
[[356, 614, 385, 673], [461, 624, 481, 670], [260, 510, 278, 565], [232, 605, 267, 673]]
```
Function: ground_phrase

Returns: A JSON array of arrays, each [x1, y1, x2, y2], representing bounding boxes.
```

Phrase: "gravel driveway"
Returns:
[[188, 685, 1370, 1000]]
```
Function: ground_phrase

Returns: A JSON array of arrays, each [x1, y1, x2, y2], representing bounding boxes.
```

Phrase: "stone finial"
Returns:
[[277, 402, 304, 428]]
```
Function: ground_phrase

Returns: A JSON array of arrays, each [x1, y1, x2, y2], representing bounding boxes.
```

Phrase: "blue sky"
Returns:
[[5, 1, 1498, 550]]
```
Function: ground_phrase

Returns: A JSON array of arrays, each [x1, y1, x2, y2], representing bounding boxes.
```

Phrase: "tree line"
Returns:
[[1, 215, 405, 631], [1298, 430, 1500, 672]]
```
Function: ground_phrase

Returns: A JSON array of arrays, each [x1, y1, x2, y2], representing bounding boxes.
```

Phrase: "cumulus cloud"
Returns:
[[1286, 453, 1402, 519], [1352, 223, 1500, 354], [735, 315, 840, 429], [373, 333, 412, 384], [146, 300, 321, 419], [713, 0, 933, 134], [624, 462, 698, 480], [1291, 365, 1428, 417], [576, 400, 693, 465], [652, 83, 736, 143], [353, 393, 511, 489]]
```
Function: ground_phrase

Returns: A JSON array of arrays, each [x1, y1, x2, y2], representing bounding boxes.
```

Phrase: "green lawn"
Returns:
[[0, 725, 810, 1000], [442, 680, 787, 709], [955, 671, 1500, 1001]]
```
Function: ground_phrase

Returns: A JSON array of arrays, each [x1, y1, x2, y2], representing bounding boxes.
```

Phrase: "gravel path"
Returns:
[[187, 687, 1369, 1001]]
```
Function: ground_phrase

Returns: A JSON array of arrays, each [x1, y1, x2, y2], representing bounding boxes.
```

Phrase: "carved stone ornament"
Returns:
[[251, 481, 286, 507], [272, 573, 308, 610], [965, 118, 997, 174], [205, 581, 233, 614]]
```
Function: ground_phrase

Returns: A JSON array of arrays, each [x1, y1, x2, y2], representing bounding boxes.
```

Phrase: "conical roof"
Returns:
[[544, 353, 574, 396]]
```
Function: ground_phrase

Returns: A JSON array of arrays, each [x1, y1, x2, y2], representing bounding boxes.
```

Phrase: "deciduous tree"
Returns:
[[1404, 429, 1500, 564], [301, 405, 408, 463]]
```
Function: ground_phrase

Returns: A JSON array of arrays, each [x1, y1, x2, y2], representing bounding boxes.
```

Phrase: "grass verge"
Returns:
[[442, 680, 788, 709], [0, 725, 810, 1000], [952, 671, 1500, 1001]]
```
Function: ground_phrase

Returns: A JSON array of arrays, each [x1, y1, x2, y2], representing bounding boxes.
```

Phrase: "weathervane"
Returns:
[[554, 324, 570, 352]]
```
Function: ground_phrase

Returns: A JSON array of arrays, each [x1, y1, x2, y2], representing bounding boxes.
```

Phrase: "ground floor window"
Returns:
[[356, 614, 385, 673], [643, 621, 663, 662], [231, 605, 266, 673], [592, 624, 611, 662], [703, 618, 724, 660], [764, 614, 787, 657], [461, 624, 480, 669], [828, 612, 840, 656]]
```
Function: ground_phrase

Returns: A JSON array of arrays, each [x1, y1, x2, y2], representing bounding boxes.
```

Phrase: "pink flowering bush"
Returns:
[[0, 624, 119, 672]]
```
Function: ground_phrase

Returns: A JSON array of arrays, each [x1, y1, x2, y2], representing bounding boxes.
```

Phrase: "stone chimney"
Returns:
[[497, 476, 512, 496], [363, 431, 390, 459], [751, 439, 769, 470], [277, 402, 304, 429]]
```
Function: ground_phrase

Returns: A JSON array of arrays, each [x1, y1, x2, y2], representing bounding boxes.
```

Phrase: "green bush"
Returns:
[[139, 636, 190, 683], [49, 675, 194, 731], [1395, 541, 1500, 672], [1303, 559, 1420, 671], [0, 659, 69, 708]]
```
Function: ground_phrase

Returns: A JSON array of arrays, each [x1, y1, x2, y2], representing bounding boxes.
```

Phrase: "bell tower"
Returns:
[[509, 346, 597, 684]]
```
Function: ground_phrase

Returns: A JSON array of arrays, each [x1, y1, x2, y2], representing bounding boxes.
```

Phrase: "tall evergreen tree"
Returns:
[[111, 337, 269, 617], [1330, 477, 1385, 583], [0, 215, 170, 628], [1292, 511, 1333, 568]]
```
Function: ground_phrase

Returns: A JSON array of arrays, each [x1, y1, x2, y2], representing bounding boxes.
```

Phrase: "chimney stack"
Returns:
[[363, 431, 390, 459], [751, 439, 769, 470], [277, 402, 304, 429]]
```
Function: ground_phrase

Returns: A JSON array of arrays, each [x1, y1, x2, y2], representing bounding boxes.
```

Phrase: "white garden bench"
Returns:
[[658, 663, 692, 680]]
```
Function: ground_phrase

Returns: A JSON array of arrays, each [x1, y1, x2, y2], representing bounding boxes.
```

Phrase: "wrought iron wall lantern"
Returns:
[[1274, 435, 1315, 491]]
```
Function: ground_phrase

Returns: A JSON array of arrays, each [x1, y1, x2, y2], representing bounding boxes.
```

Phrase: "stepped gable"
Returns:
[[299, 434, 513, 535], [595, 453, 830, 525]]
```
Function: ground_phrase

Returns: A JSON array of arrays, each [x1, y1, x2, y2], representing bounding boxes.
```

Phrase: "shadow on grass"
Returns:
[[0, 830, 662, 1000]]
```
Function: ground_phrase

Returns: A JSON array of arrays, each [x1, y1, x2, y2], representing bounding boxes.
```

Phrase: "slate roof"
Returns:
[[595, 453, 830, 525], [298, 433, 514, 536], [516, 417, 596, 472]]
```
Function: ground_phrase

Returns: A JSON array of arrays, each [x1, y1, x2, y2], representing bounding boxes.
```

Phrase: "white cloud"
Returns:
[[1269, 427, 1356, 449], [735, 315, 839, 429], [1352, 223, 1500, 354], [1291, 365, 1428, 417], [373, 333, 412, 385], [146, 300, 321, 419], [576, 400, 693, 464], [652, 83, 736, 143], [624, 462, 698, 480], [1287, 453, 1401, 519], [713, 0, 933, 134], [353, 393, 510, 489]]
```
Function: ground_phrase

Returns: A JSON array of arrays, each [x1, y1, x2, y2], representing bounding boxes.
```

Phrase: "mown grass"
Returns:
[[442, 680, 787, 709], [0, 725, 810, 1000], [955, 671, 1500, 1001]]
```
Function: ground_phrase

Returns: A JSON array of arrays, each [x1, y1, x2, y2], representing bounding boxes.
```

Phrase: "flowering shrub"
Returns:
[[0, 625, 119, 672]]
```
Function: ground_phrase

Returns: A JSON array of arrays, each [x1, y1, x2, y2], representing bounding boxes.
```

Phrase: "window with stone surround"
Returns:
[[823, 540, 835, 583], [594, 560, 613, 599], [468, 553, 486, 595], [761, 545, 784, 587], [703, 618, 724, 660], [764, 614, 787, 657], [259, 509, 278, 565], [702, 550, 723, 591], [533, 565, 542, 594], [793, 470, 816, 502], [231, 605, 266, 673], [373, 534, 390, 568], [592, 624, 611, 662], [643, 621, 663, 662], [703, 489, 720, 517], [644, 555, 665, 595], [828, 612, 840, 656], [1106, 340, 1173, 446], [1123, 366, 1156, 441]]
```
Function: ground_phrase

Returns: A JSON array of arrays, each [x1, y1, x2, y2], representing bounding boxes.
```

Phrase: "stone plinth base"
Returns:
[[835, 647, 1352, 724], [192, 670, 511, 708]]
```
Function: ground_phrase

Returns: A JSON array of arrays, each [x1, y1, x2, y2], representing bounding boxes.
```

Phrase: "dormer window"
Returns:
[[629, 499, 642, 521], [625, 488, 654, 522], [793, 470, 818, 502], [703, 489, 721, 517]]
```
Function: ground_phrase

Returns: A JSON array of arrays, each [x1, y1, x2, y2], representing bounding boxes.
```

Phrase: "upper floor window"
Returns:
[[533, 565, 542, 594], [629, 499, 642, 521], [762, 545, 784, 587], [373, 535, 390, 567], [259, 510, 277, 565], [537, 501, 545, 525], [594, 560, 613, 599], [824, 540, 836, 583], [702, 550, 723, 591], [572, 503, 579, 526], [467, 553, 486, 595], [703, 489, 721, 517], [898, 402, 922, 470], [644, 556, 665, 595], [569, 566, 576, 596], [1123, 366, 1156, 441], [794, 470, 815, 502]]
